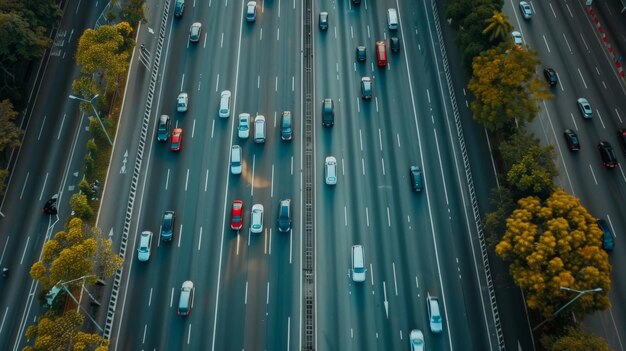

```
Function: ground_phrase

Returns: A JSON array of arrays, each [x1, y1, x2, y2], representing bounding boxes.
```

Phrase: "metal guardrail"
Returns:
[[430, 1, 505, 349], [302, 0, 315, 349], [102, 0, 170, 339]]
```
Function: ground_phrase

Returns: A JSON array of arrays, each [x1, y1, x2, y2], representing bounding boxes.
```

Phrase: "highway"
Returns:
[[502, 0, 626, 349]]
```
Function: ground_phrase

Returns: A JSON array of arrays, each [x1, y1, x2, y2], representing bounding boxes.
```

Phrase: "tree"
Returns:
[[468, 44, 553, 132], [499, 128, 540, 169], [484, 186, 516, 242], [540, 324, 610, 351], [506, 144, 557, 199], [23, 310, 109, 351], [0, 99, 22, 150], [495, 189, 611, 318], [482, 11, 513, 42], [120, 0, 146, 28], [70, 193, 94, 221]]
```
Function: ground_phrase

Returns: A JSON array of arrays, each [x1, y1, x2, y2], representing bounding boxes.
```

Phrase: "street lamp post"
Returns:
[[68, 94, 113, 145], [532, 286, 603, 331], [53, 275, 104, 332]]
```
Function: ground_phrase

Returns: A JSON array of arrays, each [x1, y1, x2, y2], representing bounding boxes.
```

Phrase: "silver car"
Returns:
[[324, 156, 337, 185], [511, 31, 523, 46], [427, 294, 443, 333], [409, 329, 424, 351], [577, 98, 593, 119], [219, 90, 231, 118], [519, 1, 532, 19], [189, 22, 202, 42], [137, 231, 153, 262], [254, 115, 266, 143], [238, 113, 250, 139], [230, 145, 242, 175], [177, 92, 188, 112], [250, 204, 264, 234], [246, 1, 257, 22]]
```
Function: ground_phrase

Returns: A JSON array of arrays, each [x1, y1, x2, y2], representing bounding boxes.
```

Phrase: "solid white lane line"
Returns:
[[245, 281, 248, 304], [148, 288, 153, 306], [290, 156, 293, 175], [369, 262, 374, 285], [251, 154, 256, 196], [180, 74, 185, 91], [211, 120, 215, 138], [387, 207, 391, 227], [344, 206, 347, 227], [191, 119, 196, 138], [361, 158, 365, 175], [198, 227, 202, 251], [269, 228, 272, 255], [287, 317, 291, 350], [215, 74, 219, 92], [415, 276, 419, 289], [185, 169, 190, 191], [366, 207, 369, 227], [381, 158, 386, 175], [178, 224, 183, 247], [392, 262, 398, 296], [359, 129, 363, 151], [378, 128, 382, 151], [236, 231, 240, 255], [204, 169, 209, 191], [397, 133, 401, 148], [271, 164, 275, 198], [266, 282, 270, 305], [165, 169, 170, 190]]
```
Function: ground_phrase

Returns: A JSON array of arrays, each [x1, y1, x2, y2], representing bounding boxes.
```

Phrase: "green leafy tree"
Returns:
[[495, 189, 611, 318], [484, 186, 516, 243], [23, 310, 108, 351], [120, 0, 146, 28], [0, 99, 22, 150], [499, 128, 541, 169], [468, 44, 552, 132], [482, 11, 513, 42], [506, 144, 557, 199], [540, 324, 610, 351]]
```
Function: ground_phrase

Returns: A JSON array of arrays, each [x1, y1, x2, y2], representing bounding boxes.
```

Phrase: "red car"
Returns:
[[170, 128, 183, 151], [230, 200, 244, 230]]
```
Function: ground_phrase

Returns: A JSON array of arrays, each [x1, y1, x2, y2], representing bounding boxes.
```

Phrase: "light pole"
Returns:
[[68, 94, 113, 145], [51, 275, 104, 332], [532, 286, 602, 331]]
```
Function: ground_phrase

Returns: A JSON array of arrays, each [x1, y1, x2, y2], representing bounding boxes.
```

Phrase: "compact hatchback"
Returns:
[[319, 12, 328, 30], [598, 141, 618, 168], [511, 31, 523, 46], [137, 231, 153, 261], [157, 115, 171, 142], [231, 200, 244, 230], [563, 129, 580, 151], [238, 113, 250, 139], [577, 98, 593, 119], [519, 1, 532, 19], [161, 210, 175, 242], [277, 199, 292, 232], [356, 46, 366, 62], [177, 92, 188, 112], [250, 204, 264, 234], [427, 294, 443, 333], [544, 68, 558, 86], [189, 22, 202, 42], [246, 1, 257, 22], [170, 128, 183, 151], [325, 156, 337, 185], [361, 77, 372, 99]]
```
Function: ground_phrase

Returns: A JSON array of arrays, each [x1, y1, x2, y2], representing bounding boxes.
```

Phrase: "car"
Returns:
[[325, 156, 337, 185], [281, 111, 293, 141], [511, 31, 523, 46], [277, 199, 292, 232], [387, 8, 398, 30], [352, 0, 361, 5], [42, 195, 58, 214], [189, 22, 202, 42], [563, 129, 580, 151], [250, 204, 264, 234], [427, 294, 443, 333], [519, 1, 532, 19], [356, 46, 366, 62], [322, 98, 334, 127], [544, 68, 558, 86], [597, 219, 615, 251], [375, 40, 388, 67], [161, 211, 175, 241], [409, 329, 425, 351], [254, 115, 266, 143], [219, 90, 232, 118], [137, 231, 153, 261], [319, 12, 328, 30], [598, 141, 618, 168], [177, 92, 188, 112], [410, 166, 423, 192], [238, 113, 250, 139], [617, 128, 626, 156], [246, 1, 257, 22], [157, 114, 171, 142], [351, 245, 366, 282], [390, 36, 400, 53], [170, 128, 183, 151], [361, 77, 372, 99], [230, 145, 242, 175], [577, 98, 593, 119], [231, 200, 244, 230], [174, 0, 185, 17], [178, 281, 194, 316]]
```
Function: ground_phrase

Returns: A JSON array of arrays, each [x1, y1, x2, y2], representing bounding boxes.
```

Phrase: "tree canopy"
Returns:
[[23, 310, 109, 351], [540, 324, 610, 351], [482, 11, 513, 42], [468, 44, 552, 132], [496, 189, 611, 317], [0, 99, 23, 150]]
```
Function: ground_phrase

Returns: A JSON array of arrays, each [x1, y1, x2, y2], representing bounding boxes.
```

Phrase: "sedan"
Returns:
[[409, 329, 425, 351], [161, 210, 175, 241], [137, 231, 153, 262], [177, 92, 188, 112], [577, 98, 593, 119], [410, 166, 423, 192], [390, 36, 400, 53], [324, 156, 337, 185], [598, 141, 618, 168], [563, 129, 580, 151], [319, 12, 328, 30], [543, 68, 558, 86], [250, 204, 264, 234], [246, 1, 256, 22], [519, 1, 532, 19], [356, 46, 366, 62], [170, 128, 183, 151], [189, 22, 202, 42], [231, 200, 244, 230], [157, 114, 171, 142], [361, 77, 372, 99], [511, 31, 523, 46], [597, 219, 615, 251], [238, 113, 250, 139]]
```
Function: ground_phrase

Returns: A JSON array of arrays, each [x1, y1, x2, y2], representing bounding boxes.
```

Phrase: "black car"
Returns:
[[563, 129, 580, 151], [356, 46, 366, 62], [390, 37, 400, 53], [410, 166, 423, 192], [161, 210, 175, 241], [157, 114, 171, 142], [174, 0, 185, 18], [277, 199, 292, 232], [352, 0, 361, 5], [544, 68, 558, 86], [322, 98, 334, 127], [42, 195, 58, 215], [617, 128, 626, 156], [597, 219, 615, 251], [319, 12, 328, 31], [280, 111, 293, 141], [598, 141, 618, 168]]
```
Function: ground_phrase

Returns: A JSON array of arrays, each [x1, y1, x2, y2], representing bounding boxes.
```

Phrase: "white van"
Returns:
[[254, 115, 266, 143], [387, 8, 398, 30], [351, 245, 366, 282]]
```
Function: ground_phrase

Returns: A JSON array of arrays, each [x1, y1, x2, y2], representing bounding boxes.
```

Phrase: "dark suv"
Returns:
[[277, 199, 292, 232], [597, 219, 615, 251], [174, 0, 185, 18], [157, 115, 171, 142], [281, 111, 293, 141], [161, 210, 175, 241], [322, 99, 334, 127], [598, 141, 618, 168]]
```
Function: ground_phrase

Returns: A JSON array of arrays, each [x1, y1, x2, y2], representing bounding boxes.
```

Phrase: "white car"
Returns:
[[324, 156, 337, 185], [409, 329, 424, 351], [511, 31, 523, 46], [250, 204, 264, 234], [427, 294, 443, 333], [519, 1, 532, 19], [238, 113, 250, 139], [230, 145, 242, 175], [189, 22, 202, 42], [219, 90, 231, 118], [177, 92, 188, 112], [246, 1, 257, 22], [577, 97, 593, 119], [137, 231, 153, 261]]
